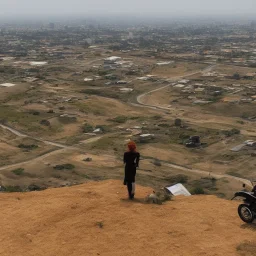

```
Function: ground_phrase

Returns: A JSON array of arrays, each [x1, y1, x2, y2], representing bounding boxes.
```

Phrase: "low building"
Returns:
[[29, 61, 47, 66], [178, 79, 190, 84], [245, 140, 256, 147], [139, 134, 155, 143], [84, 78, 94, 82], [104, 56, 121, 64], [174, 84, 186, 88], [244, 73, 255, 79], [193, 100, 213, 104], [120, 88, 133, 92], [0, 83, 15, 87], [116, 80, 128, 84], [156, 61, 174, 66]]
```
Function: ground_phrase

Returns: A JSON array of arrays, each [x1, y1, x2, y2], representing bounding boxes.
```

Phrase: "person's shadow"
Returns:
[[120, 198, 147, 204]]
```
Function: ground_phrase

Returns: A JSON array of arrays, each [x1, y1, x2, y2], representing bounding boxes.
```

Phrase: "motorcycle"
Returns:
[[232, 181, 256, 223]]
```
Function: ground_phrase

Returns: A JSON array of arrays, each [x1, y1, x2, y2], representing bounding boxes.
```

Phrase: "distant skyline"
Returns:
[[0, 0, 255, 18]]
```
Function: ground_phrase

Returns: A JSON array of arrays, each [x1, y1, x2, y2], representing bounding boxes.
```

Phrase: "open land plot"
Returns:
[[214, 64, 256, 76], [150, 62, 208, 77]]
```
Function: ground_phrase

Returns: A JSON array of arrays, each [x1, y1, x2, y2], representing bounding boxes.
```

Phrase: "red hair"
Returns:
[[128, 141, 136, 152]]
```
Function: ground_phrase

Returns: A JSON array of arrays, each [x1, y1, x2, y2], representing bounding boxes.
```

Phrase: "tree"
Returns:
[[174, 119, 182, 127], [232, 73, 240, 80]]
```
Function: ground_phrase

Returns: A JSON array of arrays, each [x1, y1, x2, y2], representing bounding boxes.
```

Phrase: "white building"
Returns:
[[104, 56, 122, 64], [0, 83, 16, 87]]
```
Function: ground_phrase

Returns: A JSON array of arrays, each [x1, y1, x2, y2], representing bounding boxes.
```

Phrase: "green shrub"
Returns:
[[110, 116, 128, 124], [52, 174, 62, 179], [158, 123, 170, 128], [95, 125, 111, 133], [31, 111, 40, 116], [82, 123, 94, 133], [98, 70, 109, 76], [241, 112, 250, 119], [53, 164, 75, 170], [11, 168, 24, 176], [222, 128, 240, 137], [232, 73, 240, 80], [96, 221, 104, 228], [18, 144, 38, 150], [152, 115, 162, 120], [231, 128, 240, 135], [153, 158, 162, 166], [174, 118, 182, 126], [191, 187, 205, 195], [167, 174, 189, 184], [40, 119, 50, 126], [178, 133, 190, 140], [5, 186, 23, 192], [27, 184, 45, 191], [81, 89, 120, 99]]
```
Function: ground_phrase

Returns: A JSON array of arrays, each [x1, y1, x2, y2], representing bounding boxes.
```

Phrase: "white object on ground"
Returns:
[[140, 134, 154, 138], [120, 88, 133, 92], [0, 83, 15, 87], [165, 183, 191, 196], [104, 56, 121, 62], [84, 78, 93, 82], [156, 61, 174, 66], [29, 61, 47, 66], [1, 57, 15, 61], [231, 144, 245, 152], [174, 84, 185, 88]]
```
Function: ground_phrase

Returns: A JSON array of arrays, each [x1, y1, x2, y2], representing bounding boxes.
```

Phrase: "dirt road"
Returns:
[[0, 123, 103, 171], [137, 65, 216, 107], [162, 162, 252, 187], [0, 124, 68, 148]]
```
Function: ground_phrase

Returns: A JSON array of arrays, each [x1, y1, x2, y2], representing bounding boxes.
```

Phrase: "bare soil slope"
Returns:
[[0, 180, 255, 256]]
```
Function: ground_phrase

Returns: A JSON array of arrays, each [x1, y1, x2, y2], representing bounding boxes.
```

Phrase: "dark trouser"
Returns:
[[126, 181, 135, 199], [124, 166, 136, 199]]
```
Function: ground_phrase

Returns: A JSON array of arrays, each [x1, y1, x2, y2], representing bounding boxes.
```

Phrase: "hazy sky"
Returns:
[[1, 0, 255, 17]]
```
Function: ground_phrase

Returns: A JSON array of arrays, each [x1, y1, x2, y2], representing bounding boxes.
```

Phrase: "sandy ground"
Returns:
[[0, 180, 255, 256]]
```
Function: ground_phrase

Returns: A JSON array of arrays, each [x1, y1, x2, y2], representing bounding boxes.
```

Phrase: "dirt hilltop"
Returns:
[[0, 180, 255, 256]]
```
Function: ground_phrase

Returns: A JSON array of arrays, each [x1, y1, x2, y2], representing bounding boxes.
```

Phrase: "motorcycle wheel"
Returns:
[[238, 204, 254, 223]]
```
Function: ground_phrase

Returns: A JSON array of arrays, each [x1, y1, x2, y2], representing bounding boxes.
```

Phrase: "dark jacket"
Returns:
[[123, 151, 140, 182]]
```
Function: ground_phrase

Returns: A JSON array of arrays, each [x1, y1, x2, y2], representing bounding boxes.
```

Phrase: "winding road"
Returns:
[[0, 123, 102, 170], [162, 162, 252, 187], [136, 64, 216, 109], [0, 124, 68, 148]]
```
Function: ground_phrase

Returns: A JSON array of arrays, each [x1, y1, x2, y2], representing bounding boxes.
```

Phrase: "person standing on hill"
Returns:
[[123, 141, 140, 200]]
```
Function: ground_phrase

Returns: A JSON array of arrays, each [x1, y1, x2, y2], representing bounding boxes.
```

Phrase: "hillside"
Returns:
[[1, 180, 255, 256]]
